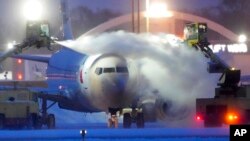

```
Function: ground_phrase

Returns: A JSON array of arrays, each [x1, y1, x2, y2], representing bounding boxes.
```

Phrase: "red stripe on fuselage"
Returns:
[[46, 73, 77, 80], [80, 69, 83, 83]]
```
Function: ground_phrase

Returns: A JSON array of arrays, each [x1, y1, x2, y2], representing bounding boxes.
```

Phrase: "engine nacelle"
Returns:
[[140, 98, 190, 122], [141, 102, 157, 122]]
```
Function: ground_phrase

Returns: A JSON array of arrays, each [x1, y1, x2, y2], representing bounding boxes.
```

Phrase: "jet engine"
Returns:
[[140, 97, 190, 122]]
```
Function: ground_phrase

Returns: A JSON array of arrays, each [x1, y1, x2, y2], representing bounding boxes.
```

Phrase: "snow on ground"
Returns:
[[0, 124, 229, 141]]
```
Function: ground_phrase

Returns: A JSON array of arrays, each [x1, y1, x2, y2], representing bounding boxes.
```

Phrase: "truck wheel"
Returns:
[[47, 114, 55, 129], [123, 113, 132, 128], [136, 113, 145, 128], [27, 114, 35, 129], [34, 115, 42, 129], [0, 114, 4, 129]]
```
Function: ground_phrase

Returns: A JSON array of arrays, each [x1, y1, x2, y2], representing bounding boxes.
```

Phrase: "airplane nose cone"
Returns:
[[114, 75, 128, 92], [103, 74, 128, 94], [97, 74, 129, 108]]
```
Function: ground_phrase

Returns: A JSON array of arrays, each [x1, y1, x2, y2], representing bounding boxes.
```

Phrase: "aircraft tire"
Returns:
[[136, 113, 145, 128], [27, 114, 35, 129], [0, 114, 4, 129], [33, 115, 42, 129], [123, 113, 132, 128], [47, 114, 55, 129]]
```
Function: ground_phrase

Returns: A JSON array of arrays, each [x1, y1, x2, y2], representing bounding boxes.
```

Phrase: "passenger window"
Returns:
[[103, 68, 115, 73], [95, 68, 102, 75], [116, 67, 128, 73]]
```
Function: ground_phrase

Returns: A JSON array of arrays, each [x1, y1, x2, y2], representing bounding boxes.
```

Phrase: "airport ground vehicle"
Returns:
[[184, 23, 250, 127], [0, 87, 55, 129]]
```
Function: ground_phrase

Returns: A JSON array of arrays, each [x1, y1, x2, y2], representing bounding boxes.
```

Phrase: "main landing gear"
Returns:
[[122, 108, 144, 128], [35, 97, 56, 129], [41, 98, 56, 129], [107, 108, 145, 128]]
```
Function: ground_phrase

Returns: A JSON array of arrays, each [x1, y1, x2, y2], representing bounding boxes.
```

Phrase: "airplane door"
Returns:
[[82, 67, 89, 91]]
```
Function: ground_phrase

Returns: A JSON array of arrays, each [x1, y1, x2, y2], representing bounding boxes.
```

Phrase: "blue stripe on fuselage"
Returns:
[[45, 48, 100, 112], [48, 47, 86, 72], [46, 47, 87, 92]]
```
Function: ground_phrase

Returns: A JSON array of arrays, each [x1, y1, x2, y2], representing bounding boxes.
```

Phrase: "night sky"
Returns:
[[0, 0, 221, 19], [69, 0, 221, 13], [0, 0, 222, 45]]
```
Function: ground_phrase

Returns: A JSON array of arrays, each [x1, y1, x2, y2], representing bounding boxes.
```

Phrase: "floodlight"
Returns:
[[238, 34, 247, 43], [145, 2, 173, 18], [7, 42, 14, 50], [23, 0, 43, 21]]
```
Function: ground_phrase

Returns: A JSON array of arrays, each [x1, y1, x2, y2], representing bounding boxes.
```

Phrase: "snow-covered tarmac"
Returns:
[[0, 123, 229, 141]]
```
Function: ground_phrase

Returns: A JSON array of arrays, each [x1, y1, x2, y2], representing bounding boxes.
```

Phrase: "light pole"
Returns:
[[131, 0, 141, 33], [145, 0, 173, 33], [146, 0, 149, 33], [137, 0, 140, 33], [131, 0, 135, 32]]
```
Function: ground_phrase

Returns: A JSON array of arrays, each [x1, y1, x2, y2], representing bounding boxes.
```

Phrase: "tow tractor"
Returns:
[[0, 82, 55, 129], [184, 23, 250, 127]]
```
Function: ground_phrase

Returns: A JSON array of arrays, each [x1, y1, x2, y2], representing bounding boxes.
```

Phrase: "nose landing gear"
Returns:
[[108, 115, 119, 128], [107, 108, 120, 128]]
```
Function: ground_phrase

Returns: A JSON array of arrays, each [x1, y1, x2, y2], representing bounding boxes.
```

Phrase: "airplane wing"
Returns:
[[11, 54, 50, 63], [0, 80, 58, 102], [0, 80, 84, 111], [0, 80, 48, 88], [0, 45, 20, 63]]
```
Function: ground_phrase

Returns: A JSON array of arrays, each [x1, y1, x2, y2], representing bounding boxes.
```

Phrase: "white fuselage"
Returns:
[[77, 54, 138, 111]]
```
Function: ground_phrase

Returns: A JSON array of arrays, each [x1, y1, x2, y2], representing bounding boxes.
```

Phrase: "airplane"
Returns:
[[0, 0, 183, 128]]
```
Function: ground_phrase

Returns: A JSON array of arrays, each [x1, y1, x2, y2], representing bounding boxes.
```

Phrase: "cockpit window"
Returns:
[[95, 67, 128, 74], [103, 68, 115, 73], [95, 68, 102, 75], [116, 67, 128, 73]]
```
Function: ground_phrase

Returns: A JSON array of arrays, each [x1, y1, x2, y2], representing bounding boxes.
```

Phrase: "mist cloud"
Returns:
[[57, 31, 219, 127]]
